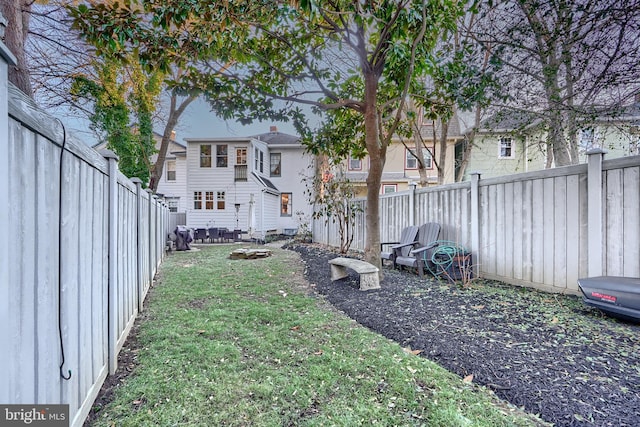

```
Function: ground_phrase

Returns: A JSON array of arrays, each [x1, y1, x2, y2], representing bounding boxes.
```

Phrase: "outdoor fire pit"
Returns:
[[577, 276, 640, 322]]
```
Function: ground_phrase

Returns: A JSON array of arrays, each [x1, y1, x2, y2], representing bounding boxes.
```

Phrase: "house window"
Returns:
[[200, 145, 212, 167], [348, 157, 362, 170], [499, 138, 514, 158], [270, 153, 281, 176], [631, 137, 640, 156], [216, 144, 228, 167], [217, 191, 226, 210], [406, 148, 433, 169], [236, 148, 247, 165], [579, 128, 595, 150], [205, 191, 214, 210], [166, 197, 179, 212], [382, 184, 397, 194], [193, 191, 202, 209], [166, 160, 176, 181], [281, 193, 292, 216], [254, 148, 259, 169], [259, 151, 264, 173]]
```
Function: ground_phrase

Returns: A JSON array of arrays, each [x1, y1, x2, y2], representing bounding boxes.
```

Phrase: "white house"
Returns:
[[184, 126, 315, 240], [155, 135, 188, 213]]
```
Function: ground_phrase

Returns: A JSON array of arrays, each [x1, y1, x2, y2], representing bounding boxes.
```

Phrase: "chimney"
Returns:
[[171, 130, 176, 140], [270, 126, 278, 133]]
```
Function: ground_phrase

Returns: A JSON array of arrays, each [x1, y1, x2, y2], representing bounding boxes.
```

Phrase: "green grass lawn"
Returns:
[[89, 245, 548, 426]]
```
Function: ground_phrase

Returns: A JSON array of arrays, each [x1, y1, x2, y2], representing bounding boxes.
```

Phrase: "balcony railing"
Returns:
[[234, 164, 248, 181]]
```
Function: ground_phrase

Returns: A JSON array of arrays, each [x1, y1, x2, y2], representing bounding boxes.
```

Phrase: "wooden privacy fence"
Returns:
[[0, 46, 170, 427], [313, 151, 640, 294]]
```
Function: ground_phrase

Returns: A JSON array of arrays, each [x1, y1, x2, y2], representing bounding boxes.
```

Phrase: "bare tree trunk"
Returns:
[[456, 104, 482, 182], [437, 119, 449, 185], [1, 0, 32, 96], [149, 92, 197, 192]]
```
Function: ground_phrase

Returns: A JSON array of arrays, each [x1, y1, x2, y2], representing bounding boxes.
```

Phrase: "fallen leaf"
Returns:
[[403, 347, 423, 355], [463, 374, 474, 383], [471, 305, 485, 310], [290, 325, 300, 331], [314, 350, 323, 355], [551, 316, 559, 324]]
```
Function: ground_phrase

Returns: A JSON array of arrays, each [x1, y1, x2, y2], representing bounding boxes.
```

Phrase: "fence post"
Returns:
[[470, 172, 481, 275], [408, 181, 417, 226], [587, 149, 606, 277], [100, 149, 119, 375], [0, 16, 18, 404], [131, 178, 144, 312]]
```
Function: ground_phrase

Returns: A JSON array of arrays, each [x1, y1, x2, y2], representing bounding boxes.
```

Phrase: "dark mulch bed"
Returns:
[[284, 243, 640, 427]]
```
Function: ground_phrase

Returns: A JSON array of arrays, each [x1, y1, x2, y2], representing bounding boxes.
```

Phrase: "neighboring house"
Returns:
[[343, 114, 465, 197], [93, 130, 189, 213], [154, 133, 188, 213], [184, 126, 314, 239], [462, 102, 640, 180]]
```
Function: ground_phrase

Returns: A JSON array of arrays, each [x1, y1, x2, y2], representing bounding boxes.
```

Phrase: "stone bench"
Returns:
[[328, 257, 380, 290]]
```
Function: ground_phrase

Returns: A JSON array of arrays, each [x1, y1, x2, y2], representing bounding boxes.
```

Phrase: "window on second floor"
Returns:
[[348, 157, 362, 170], [216, 144, 228, 167], [236, 148, 247, 165], [166, 160, 176, 181], [406, 148, 433, 169], [499, 138, 515, 158], [200, 145, 212, 167], [259, 151, 264, 173], [631, 137, 640, 156], [270, 153, 281, 177], [193, 191, 202, 209], [281, 193, 292, 216], [579, 128, 595, 150], [217, 191, 226, 210]]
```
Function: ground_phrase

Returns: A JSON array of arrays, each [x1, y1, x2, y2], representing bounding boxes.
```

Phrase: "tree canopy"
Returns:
[[71, 0, 467, 270]]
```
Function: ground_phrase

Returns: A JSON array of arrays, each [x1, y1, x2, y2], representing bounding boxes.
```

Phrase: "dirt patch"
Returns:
[[285, 243, 640, 427], [83, 311, 147, 426]]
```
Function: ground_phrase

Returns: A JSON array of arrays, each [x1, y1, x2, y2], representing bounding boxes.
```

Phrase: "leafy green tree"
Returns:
[[71, 57, 161, 183], [69, 1, 465, 270], [304, 157, 362, 254]]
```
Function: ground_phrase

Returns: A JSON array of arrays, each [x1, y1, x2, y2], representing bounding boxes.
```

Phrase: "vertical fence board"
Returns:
[[512, 181, 524, 280], [60, 152, 81, 415], [553, 177, 567, 289], [35, 134, 60, 404], [605, 169, 625, 276], [78, 161, 93, 405], [623, 167, 640, 277], [565, 175, 581, 292]]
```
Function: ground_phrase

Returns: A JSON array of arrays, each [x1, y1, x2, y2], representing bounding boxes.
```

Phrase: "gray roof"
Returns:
[[418, 113, 463, 139], [253, 131, 301, 145], [480, 110, 543, 132], [251, 172, 279, 192]]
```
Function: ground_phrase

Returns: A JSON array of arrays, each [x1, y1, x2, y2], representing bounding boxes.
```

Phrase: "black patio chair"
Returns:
[[208, 227, 220, 243], [194, 228, 208, 243]]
